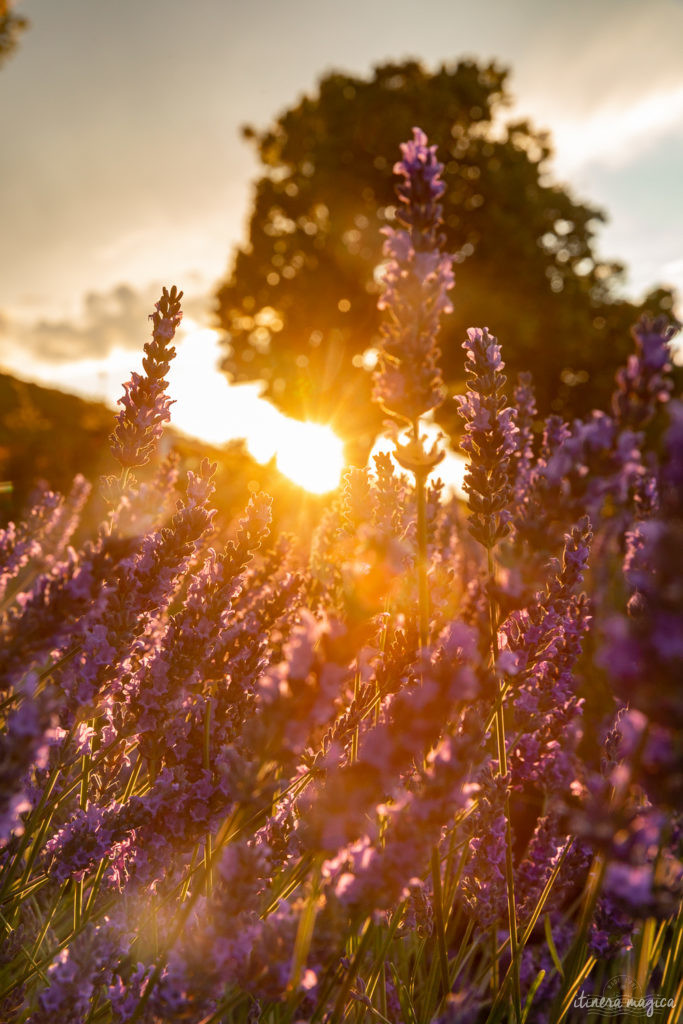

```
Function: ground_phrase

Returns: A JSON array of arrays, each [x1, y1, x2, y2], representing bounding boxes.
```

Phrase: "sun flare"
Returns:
[[169, 323, 345, 494], [274, 420, 345, 494]]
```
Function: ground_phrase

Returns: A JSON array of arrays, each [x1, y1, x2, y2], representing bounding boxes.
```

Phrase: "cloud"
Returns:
[[0, 282, 213, 366], [549, 82, 683, 176], [509, 0, 683, 176], [1, 283, 155, 365]]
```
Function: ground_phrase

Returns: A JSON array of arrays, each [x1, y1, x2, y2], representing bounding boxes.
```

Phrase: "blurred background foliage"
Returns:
[[216, 59, 677, 461]]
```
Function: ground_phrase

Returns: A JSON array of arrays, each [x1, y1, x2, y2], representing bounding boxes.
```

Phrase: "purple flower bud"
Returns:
[[455, 327, 518, 549], [372, 129, 453, 423], [110, 286, 182, 470]]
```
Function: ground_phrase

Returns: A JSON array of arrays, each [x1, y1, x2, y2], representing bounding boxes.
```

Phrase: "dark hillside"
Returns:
[[0, 373, 329, 536]]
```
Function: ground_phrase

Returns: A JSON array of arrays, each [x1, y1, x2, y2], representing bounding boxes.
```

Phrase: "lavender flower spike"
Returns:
[[373, 128, 454, 424], [612, 315, 675, 430], [455, 327, 518, 549], [109, 285, 182, 470]]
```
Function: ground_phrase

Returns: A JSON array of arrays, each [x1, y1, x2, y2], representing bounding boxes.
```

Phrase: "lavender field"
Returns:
[[0, 127, 681, 1024]]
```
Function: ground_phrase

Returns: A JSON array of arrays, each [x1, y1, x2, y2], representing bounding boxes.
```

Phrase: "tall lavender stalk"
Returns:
[[109, 285, 182, 479], [372, 127, 453, 646], [456, 326, 522, 1020]]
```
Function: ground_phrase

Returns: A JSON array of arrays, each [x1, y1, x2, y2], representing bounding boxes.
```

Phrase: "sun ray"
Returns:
[[170, 322, 345, 493]]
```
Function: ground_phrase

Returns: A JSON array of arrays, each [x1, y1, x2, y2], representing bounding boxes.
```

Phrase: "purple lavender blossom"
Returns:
[[40, 475, 91, 563], [0, 491, 63, 604], [109, 285, 182, 471], [512, 371, 537, 504], [28, 923, 123, 1024], [503, 517, 592, 790], [602, 400, 683, 741], [460, 767, 510, 928], [56, 459, 216, 712], [298, 619, 479, 855], [130, 490, 272, 764], [325, 715, 482, 915], [42, 799, 141, 887], [373, 128, 453, 424], [455, 327, 518, 549], [516, 815, 590, 925], [0, 674, 56, 847], [612, 315, 675, 429], [589, 892, 634, 958]]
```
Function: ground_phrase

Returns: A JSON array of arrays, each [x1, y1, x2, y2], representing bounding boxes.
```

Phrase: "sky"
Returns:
[[0, 0, 682, 485]]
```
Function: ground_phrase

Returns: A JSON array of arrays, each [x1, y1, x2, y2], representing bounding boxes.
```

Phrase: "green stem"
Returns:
[[289, 857, 323, 994], [407, 417, 430, 652], [128, 804, 247, 1023], [491, 924, 499, 1000], [203, 697, 213, 898], [0, 767, 62, 905], [351, 667, 360, 763], [328, 917, 374, 1024], [415, 468, 429, 650], [487, 548, 522, 1024], [431, 848, 450, 1004], [73, 879, 83, 931]]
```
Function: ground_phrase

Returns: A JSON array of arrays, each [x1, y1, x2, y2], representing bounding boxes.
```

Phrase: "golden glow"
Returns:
[[370, 421, 467, 498], [274, 421, 345, 494], [8, 319, 347, 495], [170, 322, 345, 493]]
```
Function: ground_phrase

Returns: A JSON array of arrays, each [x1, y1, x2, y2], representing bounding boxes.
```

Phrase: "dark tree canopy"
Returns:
[[216, 60, 675, 457]]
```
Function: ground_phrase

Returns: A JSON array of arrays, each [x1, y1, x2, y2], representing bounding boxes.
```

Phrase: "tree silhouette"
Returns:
[[216, 60, 675, 458]]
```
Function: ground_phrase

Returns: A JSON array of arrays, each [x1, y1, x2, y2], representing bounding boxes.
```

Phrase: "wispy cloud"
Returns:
[[549, 82, 683, 175], [0, 282, 211, 368]]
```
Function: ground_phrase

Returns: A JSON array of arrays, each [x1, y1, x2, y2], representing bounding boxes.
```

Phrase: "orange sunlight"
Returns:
[[171, 321, 345, 493], [370, 421, 467, 498], [271, 421, 345, 494]]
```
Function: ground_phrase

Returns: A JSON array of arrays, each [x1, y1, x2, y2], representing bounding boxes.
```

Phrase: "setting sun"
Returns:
[[4, 318, 348, 496], [169, 322, 345, 493], [274, 420, 345, 494]]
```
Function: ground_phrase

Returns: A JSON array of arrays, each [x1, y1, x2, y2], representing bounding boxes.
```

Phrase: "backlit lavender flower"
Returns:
[[326, 741, 477, 916], [460, 768, 509, 928], [455, 327, 518, 549], [502, 518, 592, 792], [129, 490, 272, 764], [107, 962, 155, 1023], [42, 799, 140, 887], [0, 491, 62, 604], [589, 893, 634, 958], [511, 371, 537, 512], [601, 400, 683, 807], [610, 405, 683, 691], [57, 459, 216, 712], [299, 620, 479, 855], [515, 816, 590, 925], [23, 476, 92, 571], [255, 609, 349, 766], [0, 675, 55, 847], [612, 315, 675, 430], [373, 128, 453, 424], [29, 924, 122, 1024], [109, 285, 182, 471]]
